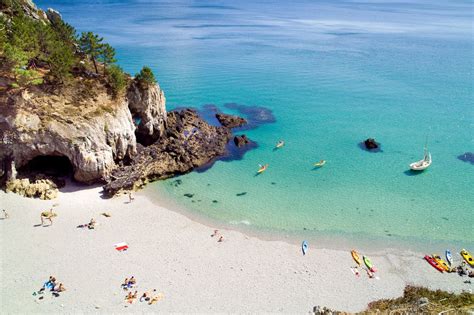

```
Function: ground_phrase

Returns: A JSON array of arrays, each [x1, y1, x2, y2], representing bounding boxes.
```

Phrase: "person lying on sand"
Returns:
[[148, 292, 164, 305], [218, 236, 224, 242], [87, 218, 96, 229], [140, 291, 151, 302], [40, 208, 57, 225], [211, 229, 219, 237], [128, 276, 136, 288], [121, 278, 129, 290], [54, 283, 66, 292]]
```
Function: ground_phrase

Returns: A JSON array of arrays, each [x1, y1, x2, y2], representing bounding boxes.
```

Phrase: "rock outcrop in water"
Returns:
[[103, 109, 233, 196], [215, 113, 247, 129], [364, 138, 379, 150]]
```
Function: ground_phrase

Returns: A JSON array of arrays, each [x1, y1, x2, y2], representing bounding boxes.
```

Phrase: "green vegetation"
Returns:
[[135, 66, 156, 85], [107, 65, 127, 97], [78, 31, 103, 74], [365, 286, 474, 313], [0, 0, 155, 96]]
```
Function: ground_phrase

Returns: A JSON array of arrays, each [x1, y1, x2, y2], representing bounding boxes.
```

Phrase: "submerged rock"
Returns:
[[458, 152, 474, 165], [215, 113, 247, 129]]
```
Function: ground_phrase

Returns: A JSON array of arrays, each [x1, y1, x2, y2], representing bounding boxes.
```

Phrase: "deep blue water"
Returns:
[[36, 0, 473, 250]]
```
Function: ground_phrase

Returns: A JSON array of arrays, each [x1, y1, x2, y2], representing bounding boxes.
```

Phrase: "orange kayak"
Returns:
[[351, 250, 361, 266], [432, 255, 450, 272]]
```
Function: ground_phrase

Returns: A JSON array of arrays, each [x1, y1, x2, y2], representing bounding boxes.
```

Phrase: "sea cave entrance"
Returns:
[[18, 155, 74, 179]]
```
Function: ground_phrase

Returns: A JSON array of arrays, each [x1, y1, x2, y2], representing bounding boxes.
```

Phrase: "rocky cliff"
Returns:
[[0, 79, 146, 183]]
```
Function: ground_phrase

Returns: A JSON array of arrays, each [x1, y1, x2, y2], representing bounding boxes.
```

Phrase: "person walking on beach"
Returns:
[[40, 208, 56, 226], [2, 209, 9, 219], [128, 191, 134, 203]]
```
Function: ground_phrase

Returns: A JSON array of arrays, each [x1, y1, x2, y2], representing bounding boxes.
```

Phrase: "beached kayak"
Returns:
[[460, 249, 474, 267], [351, 250, 361, 266], [445, 250, 453, 266], [302, 241, 308, 255], [424, 255, 444, 272], [363, 255, 376, 272], [432, 255, 451, 272]]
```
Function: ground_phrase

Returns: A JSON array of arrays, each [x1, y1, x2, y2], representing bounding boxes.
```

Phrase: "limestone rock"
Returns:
[[216, 113, 247, 129], [0, 82, 137, 184], [127, 80, 167, 145]]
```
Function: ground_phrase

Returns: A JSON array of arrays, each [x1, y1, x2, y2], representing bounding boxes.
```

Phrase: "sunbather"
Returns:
[[54, 283, 66, 292], [87, 218, 96, 229]]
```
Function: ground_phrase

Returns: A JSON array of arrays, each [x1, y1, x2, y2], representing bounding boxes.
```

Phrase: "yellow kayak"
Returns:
[[461, 249, 474, 267], [257, 164, 268, 174], [351, 250, 361, 266], [314, 160, 326, 167], [432, 255, 450, 272]]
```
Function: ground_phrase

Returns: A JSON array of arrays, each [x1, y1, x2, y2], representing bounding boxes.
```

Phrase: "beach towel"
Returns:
[[114, 242, 128, 251]]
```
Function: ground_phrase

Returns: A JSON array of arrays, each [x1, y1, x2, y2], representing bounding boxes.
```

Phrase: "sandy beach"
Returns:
[[0, 184, 471, 313]]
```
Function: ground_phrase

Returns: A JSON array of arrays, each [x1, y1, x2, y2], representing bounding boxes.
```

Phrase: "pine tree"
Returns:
[[99, 43, 116, 74], [135, 66, 156, 85], [79, 31, 103, 74]]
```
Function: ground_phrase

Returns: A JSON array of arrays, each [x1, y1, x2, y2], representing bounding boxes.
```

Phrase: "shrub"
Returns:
[[107, 64, 126, 97]]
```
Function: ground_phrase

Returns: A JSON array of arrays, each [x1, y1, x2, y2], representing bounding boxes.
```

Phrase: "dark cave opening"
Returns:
[[18, 155, 74, 178]]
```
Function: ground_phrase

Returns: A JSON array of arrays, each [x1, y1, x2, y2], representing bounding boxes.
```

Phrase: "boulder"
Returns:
[[234, 135, 250, 147], [364, 138, 379, 150], [215, 113, 247, 129]]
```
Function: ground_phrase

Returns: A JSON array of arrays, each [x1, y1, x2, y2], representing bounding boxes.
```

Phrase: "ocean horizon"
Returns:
[[35, 0, 474, 251]]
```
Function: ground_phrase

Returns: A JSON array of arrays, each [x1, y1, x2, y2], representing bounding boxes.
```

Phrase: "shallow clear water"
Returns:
[[36, 0, 473, 249]]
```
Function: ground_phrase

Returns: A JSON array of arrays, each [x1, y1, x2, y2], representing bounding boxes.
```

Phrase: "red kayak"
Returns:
[[424, 255, 444, 272]]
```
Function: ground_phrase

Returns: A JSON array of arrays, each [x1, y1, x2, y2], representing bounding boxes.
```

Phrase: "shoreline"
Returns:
[[1, 183, 472, 313], [148, 181, 472, 255]]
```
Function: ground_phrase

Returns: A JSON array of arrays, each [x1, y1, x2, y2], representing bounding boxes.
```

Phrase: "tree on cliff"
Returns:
[[79, 31, 103, 74], [107, 64, 126, 97], [135, 66, 157, 86], [98, 43, 116, 75]]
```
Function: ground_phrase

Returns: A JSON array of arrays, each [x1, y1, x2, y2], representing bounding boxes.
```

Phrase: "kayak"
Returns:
[[460, 249, 474, 267], [363, 255, 376, 272], [257, 164, 268, 174], [432, 255, 450, 272], [425, 255, 444, 272], [445, 250, 453, 266], [302, 240, 308, 255], [314, 160, 326, 167], [275, 141, 285, 148], [351, 250, 361, 266]]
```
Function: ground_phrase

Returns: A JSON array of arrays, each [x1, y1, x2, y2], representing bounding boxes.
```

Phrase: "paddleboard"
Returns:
[[445, 250, 453, 266], [302, 240, 308, 255]]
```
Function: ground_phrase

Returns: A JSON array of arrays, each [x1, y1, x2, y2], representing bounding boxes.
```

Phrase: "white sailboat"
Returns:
[[410, 146, 432, 171]]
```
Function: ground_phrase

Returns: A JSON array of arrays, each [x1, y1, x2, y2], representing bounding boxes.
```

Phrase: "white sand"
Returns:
[[0, 184, 471, 313]]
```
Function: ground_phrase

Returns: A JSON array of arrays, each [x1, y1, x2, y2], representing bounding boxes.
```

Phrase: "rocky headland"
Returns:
[[0, 0, 249, 198]]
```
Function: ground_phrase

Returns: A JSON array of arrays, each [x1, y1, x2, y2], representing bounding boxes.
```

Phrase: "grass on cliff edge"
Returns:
[[364, 285, 474, 313]]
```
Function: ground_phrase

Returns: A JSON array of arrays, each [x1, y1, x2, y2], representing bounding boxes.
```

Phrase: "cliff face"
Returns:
[[0, 77, 168, 184]]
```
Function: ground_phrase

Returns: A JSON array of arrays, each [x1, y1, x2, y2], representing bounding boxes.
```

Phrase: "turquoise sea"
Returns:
[[37, 0, 473, 250]]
